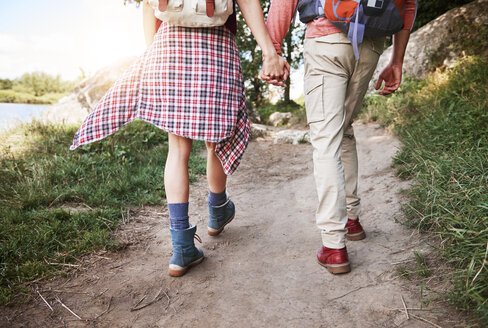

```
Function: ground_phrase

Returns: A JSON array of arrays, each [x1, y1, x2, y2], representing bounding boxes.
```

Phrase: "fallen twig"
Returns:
[[96, 288, 109, 298], [94, 296, 113, 320], [110, 261, 131, 270], [47, 262, 80, 268], [163, 290, 171, 310], [55, 296, 82, 320], [41, 289, 90, 296], [329, 283, 376, 301], [132, 293, 147, 310], [131, 288, 166, 311], [37, 290, 53, 312], [411, 314, 442, 328], [400, 295, 409, 319]]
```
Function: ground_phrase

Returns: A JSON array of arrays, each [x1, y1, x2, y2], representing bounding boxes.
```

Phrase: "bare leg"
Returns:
[[165, 133, 193, 203], [205, 142, 227, 193]]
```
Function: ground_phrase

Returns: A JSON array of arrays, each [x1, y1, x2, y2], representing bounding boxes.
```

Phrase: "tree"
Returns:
[[13, 72, 73, 96], [414, 0, 472, 31], [282, 23, 304, 102], [0, 79, 13, 90], [235, 0, 271, 107]]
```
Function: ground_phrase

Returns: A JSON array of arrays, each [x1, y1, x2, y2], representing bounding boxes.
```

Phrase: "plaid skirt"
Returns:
[[70, 22, 250, 175]]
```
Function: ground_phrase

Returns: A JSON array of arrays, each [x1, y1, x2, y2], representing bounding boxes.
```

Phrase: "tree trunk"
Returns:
[[284, 28, 293, 102]]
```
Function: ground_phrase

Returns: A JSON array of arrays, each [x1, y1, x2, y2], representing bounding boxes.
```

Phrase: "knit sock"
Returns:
[[168, 202, 190, 230], [208, 189, 227, 207]]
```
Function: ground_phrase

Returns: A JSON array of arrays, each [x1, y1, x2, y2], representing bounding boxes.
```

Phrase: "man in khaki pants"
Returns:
[[265, 0, 417, 273]]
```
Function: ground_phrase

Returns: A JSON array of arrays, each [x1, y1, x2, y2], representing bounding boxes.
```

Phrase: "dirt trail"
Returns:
[[2, 123, 470, 327]]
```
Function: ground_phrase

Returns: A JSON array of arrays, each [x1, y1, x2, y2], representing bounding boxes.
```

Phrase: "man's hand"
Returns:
[[260, 56, 290, 87], [375, 63, 402, 96], [376, 29, 410, 96]]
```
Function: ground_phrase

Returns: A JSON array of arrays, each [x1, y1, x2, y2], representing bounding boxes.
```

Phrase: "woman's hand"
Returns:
[[260, 55, 290, 87], [236, 0, 290, 87]]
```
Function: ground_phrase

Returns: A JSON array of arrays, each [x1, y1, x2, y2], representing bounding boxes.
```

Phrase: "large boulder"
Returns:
[[268, 112, 294, 127], [372, 0, 488, 85], [41, 57, 136, 124]]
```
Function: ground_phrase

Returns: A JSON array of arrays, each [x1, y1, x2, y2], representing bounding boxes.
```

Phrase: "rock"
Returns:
[[245, 100, 262, 123], [41, 57, 137, 124], [268, 112, 293, 127], [75, 57, 137, 111], [250, 123, 268, 140], [372, 0, 488, 88], [273, 129, 310, 145], [40, 94, 90, 125]]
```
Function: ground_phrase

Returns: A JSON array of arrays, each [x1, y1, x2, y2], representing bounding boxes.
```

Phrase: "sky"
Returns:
[[0, 0, 146, 80], [0, 0, 303, 98]]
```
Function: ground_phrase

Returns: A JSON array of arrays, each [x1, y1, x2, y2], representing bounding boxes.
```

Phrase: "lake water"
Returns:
[[0, 103, 50, 130]]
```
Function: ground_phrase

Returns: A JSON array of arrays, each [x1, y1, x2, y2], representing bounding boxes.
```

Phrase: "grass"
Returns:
[[257, 99, 305, 125], [0, 120, 206, 305], [0, 90, 67, 105], [361, 56, 488, 323]]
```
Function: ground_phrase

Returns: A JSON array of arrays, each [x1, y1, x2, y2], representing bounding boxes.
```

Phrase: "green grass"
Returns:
[[257, 99, 305, 125], [0, 90, 67, 104], [0, 120, 206, 305], [362, 56, 488, 322]]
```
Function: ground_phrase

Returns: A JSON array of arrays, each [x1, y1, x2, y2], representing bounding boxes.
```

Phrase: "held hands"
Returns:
[[260, 54, 290, 87], [375, 62, 403, 96]]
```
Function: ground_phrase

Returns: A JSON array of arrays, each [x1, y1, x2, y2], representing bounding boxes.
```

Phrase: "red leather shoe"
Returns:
[[317, 246, 351, 274], [346, 218, 366, 241]]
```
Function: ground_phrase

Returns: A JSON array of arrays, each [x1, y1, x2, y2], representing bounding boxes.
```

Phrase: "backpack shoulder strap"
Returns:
[[159, 0, 168, 12], [206, 0, 215, 17]]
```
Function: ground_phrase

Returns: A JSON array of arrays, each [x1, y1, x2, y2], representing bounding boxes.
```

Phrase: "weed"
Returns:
[[361, 56, 488, 322], [0, 119, 206, 304]]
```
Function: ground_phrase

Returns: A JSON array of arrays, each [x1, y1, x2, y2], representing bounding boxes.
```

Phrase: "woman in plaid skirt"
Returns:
[[71, 0, 288, 276]]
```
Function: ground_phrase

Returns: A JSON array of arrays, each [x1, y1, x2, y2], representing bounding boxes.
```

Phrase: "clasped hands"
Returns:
[[260, 54, 290, 87]]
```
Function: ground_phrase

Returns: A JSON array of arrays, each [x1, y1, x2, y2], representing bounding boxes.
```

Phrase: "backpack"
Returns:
[[296, 0, 415, 59], [148, 0, 233, 27]]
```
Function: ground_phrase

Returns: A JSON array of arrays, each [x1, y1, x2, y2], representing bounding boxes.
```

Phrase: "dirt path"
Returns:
[[2, 123, 470, 327]]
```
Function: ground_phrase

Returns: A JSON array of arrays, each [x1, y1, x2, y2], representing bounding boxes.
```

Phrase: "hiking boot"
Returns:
[[208, 199, 235, 236], [169, 225, 204, 277], [346, 218, 366, 241], [317, 246, 351, 274]]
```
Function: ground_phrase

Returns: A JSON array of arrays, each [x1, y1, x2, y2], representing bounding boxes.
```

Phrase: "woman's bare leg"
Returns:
[[205, 142, 227, 193], [165, 134, 193, 203]]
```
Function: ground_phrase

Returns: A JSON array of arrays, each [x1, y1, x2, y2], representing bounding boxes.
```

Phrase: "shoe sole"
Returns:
[[346, 230, 366, 241], [168, 256, 204, 277], [208, 213, 235, 236], [317, 260, 351, 274]]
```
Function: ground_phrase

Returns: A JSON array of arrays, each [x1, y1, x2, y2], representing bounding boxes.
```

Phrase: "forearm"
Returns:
[[236, 0, 277, 58], [266, 0, 297, 55], [143, 0, 159, 47], [390, 29, 410, 66]]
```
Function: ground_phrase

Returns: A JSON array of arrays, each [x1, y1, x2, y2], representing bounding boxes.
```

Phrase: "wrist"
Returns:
[[261, 47, 278, 59], [390, 59, 403, 67]]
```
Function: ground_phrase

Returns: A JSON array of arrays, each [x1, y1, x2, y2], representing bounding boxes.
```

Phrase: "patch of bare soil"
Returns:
[[0, 123, 474, 327]]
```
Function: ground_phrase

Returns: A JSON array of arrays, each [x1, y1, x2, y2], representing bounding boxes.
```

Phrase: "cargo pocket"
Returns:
[[304, 76, 325, 124]]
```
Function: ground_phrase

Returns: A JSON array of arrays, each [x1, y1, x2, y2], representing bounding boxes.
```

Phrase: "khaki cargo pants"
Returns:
[[303, 32, 385, 249]]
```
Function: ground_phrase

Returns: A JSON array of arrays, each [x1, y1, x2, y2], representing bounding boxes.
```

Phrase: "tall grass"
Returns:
[[0, 120, 206, 304], [362, 56, 488, 322], [0, 90, 66, 105]]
